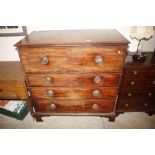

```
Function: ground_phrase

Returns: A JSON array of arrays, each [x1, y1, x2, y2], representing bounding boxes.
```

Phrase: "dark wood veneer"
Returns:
[[117, 52, 155, 114]]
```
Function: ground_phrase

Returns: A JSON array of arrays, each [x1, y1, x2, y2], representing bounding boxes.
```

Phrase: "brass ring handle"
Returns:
[[47, 90, 54, 97], [92, 104, 99, 109], [94, 76, 102, 84], [40, 56, 48, 65], [50, 103, 56, 110], [95, 55, 103, 65], [93, 90, 101, 97], [45, 76, 52, 84]]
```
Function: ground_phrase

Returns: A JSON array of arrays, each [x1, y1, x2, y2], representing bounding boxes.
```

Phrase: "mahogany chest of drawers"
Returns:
[[116, 52, 155, 115], [0, 61, 28, 100], [15, 29, 129, 121]]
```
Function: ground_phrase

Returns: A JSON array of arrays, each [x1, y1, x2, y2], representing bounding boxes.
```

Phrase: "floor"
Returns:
[[0, 112, 155, 129]]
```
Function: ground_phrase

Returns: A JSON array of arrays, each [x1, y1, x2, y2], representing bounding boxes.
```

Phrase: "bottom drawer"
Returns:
[[34, 99, 115, 113], [116, 100, 155, 112]]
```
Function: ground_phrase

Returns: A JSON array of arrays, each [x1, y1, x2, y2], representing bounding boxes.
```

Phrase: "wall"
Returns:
[[0, 26, 155, 61]]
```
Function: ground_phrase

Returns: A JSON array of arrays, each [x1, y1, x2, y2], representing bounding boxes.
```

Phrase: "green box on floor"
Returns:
[[0, 100, 29, 120]]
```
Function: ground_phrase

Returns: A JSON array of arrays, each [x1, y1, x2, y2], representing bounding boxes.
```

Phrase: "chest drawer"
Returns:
[[19, 47, 125, 73], [117, 100, 155, 112], [124, 68, 155, 78], [27, 73, 121, 87], [120, 88, 155, 100], [34, 99, 115, 113], [0, 82, 27, 99], [30, 87, 118, 100], [122, 79, 155, 88]]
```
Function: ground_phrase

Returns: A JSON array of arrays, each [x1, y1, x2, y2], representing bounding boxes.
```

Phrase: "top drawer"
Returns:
[[19, 47, 125, 73], [124, 68, 155, 78]]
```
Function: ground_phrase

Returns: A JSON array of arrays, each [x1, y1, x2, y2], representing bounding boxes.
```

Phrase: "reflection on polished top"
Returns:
[[15, 29, 129, 47], [125, 52, 155, 68]]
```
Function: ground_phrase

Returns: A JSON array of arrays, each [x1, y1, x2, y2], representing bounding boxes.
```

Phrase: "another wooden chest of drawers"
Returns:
[[15, 29, 129, 122], [0, 61, 28, 100], [116, 52, 155, 115]]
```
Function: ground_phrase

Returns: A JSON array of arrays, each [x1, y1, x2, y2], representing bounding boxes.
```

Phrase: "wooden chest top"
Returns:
[[0, 61, 25, 82], [15, 29, 129, 47]]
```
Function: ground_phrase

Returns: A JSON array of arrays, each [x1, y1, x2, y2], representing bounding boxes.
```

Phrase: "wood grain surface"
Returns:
[[0, 82, 27, 99], [27, 73, 121, 87], [0, 61, 28, 99], [34, 99, 115, 113], [15, 29, 129, 47], [0, 61, 25, 82], [30, 87, 118, 100], [19, 46, 125, 73]]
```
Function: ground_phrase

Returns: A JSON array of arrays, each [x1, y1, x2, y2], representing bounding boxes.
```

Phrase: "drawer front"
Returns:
[[19, 47, 125, 73], [122, 79, 147, 88], [120, 88, 155, 100], [117, 100, 155, 112], [123, 79, 155, 88], [34, 99, 115, 113], [27, 73, 121, 87], [0, 83, 28, 99], [124, 68, 155, 78], [30, 87, 119, 100]]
